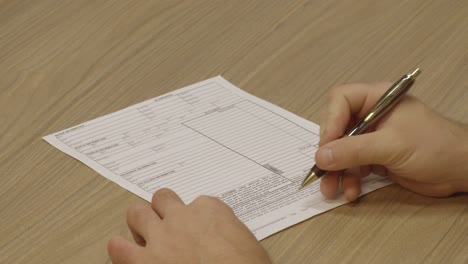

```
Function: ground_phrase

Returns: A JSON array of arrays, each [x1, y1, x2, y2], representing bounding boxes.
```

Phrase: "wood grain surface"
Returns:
[[1, 1, 467, 263]]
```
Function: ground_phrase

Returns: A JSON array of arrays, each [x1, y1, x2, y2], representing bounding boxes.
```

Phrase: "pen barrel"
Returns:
[[346, 75, 414, 136]]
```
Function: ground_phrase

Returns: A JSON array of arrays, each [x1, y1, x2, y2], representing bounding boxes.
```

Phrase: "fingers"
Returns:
[[316, 131, 396, 171], [127, 203, 160, 246], [320, 169, 365, 201], [320, 83, 389, 146], [108, 236, 142, 264], [318, 82, 395, 201], [341, 169, 362, 201], [320, 171, 342, 199], [151, 188, 185, 218]]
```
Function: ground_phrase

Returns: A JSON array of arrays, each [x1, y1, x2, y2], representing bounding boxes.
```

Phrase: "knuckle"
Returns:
[[328, 83, 364, 100], [327, 87, 341, 101], [194, 195, 216, 203], [192, 196, 235, 216], [157, 187, 174, 196], [127, 203, 144, 221], [194, 195, 224, 207], [107, 237, 121, 253], [152, 188, 175, 201]]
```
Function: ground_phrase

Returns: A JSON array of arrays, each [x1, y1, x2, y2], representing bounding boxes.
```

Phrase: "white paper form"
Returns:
[[44, 76, 391, 240]]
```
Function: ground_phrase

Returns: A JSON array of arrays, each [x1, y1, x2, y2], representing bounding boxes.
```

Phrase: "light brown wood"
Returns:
[[1, 1, 467, 263]]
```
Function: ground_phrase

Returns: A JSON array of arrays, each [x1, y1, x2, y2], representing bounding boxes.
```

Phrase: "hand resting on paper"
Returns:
[[107, 188, 271, 264]]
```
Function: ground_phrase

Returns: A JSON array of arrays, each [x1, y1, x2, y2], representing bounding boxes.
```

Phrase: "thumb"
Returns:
[[315, 131, 397, 170]]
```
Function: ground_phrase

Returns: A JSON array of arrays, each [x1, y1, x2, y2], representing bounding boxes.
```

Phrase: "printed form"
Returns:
[[44, 76, 391, 240]]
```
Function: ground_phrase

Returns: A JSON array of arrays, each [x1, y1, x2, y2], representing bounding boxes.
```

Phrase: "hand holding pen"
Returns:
[[301, 69, 468, 201]]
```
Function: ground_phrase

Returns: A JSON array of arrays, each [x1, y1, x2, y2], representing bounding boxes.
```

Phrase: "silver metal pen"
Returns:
[[300, 68, 422, 188]]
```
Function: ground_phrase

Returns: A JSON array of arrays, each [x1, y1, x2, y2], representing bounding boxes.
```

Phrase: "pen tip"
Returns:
[[410, 68, 421, 78], [300, 171, 319, 189]]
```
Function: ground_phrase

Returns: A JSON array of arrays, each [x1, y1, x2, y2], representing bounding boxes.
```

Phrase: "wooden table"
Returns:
[[1, 1, 467, 263]]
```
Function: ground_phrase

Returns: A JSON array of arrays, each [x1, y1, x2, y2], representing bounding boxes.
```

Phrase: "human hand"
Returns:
[[316, 82, 468, 201], [108, 188, 271, 264]]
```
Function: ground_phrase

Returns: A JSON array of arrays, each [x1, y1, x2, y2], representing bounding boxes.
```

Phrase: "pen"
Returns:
[[300, 68, 422, 188]]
